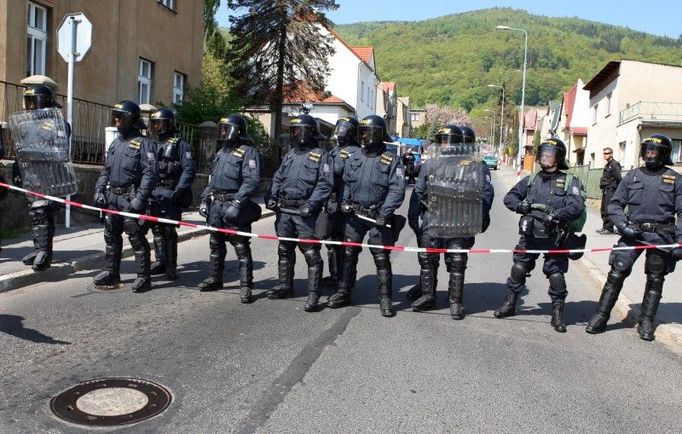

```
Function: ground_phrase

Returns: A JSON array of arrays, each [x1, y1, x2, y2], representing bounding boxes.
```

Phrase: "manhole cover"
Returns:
[[50, 378, 171, 427]]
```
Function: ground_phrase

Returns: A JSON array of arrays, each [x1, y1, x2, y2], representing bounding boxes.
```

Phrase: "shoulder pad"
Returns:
[[168, 137, 180, 144], [380, 152, 394, 165], [129, 139, 142, 150], [662, 172, 677, 184], [308, 151, 322, 163], [232, 146, 246, 158], [339, 149, 351, 159]]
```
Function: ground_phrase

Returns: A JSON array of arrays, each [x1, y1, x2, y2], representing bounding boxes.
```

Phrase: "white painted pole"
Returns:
[[65, 16, 80, 228]]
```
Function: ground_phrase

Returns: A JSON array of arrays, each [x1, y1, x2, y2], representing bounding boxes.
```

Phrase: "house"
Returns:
[[376, 82, 397, 135], [410, 108, 427, 132], [396, 96, 411, 138], [556, 79, 590, 165], [0, 0, 204, 162], [520, 107, 546, 171], [584, 60, 682, 169], [538, 100, 562, 142]]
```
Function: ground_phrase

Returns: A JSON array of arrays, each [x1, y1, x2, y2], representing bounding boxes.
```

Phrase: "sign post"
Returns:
[[57, 12, 92, 228]]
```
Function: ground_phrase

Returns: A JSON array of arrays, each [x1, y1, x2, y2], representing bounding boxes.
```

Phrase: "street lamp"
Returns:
[[488, 84, 505, 156], [497, 25, 528, 179], [484, 109, 496, 146]]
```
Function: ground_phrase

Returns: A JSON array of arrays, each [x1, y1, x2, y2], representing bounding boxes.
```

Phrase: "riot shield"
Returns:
[[426, 155, 484, 238], [9, 107, 78, 197]]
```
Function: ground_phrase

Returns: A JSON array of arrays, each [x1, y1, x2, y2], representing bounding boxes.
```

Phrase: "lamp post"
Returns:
[[488, 84, 505, 156], [484, 109, 496, 147], [497, 25, 527, 179]]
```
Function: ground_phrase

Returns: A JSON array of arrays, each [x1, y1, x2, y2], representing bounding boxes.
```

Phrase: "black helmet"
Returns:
[[112, 100, 145, 135], [640, 134, 673, 168], [538, 137, 569, 170], [218, 114, 252, 146], [359, 115, 391, 152], [461, 126, 476, 144], [289, 114, 325, 148], [434, 125, 464, 155], [149, 108, 177, 140], [23, 85, 61, 110], [334, 116, 359, 147]]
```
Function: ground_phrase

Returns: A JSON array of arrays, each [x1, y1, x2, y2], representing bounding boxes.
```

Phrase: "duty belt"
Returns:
[[212, 192, 236, 202], [107, 184, 135, 195], [157, 178, 176, 189], [350, 202, 379, 219], [280, 198, 307, 208], [634, 222, 676, 234]]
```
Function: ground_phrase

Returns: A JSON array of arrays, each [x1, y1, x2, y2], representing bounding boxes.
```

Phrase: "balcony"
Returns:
[[619, 101, 682, 125]]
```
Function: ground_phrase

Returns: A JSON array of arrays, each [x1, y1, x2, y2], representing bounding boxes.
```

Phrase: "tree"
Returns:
[[227, 0, 338, 148], [413, 104, 471, 139]]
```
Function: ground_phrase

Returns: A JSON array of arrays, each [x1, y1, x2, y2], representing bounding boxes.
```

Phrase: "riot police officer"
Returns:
[[198, 114, 261, 302], [326, 115, 406, 317], [147, 108, 196, 280], [93, 101, 159, 292], [409, 125, 494, 319], [266, 114, 332, 311], [318, 116, 361, 287], [586, 135, 682, 341], [14, 85, 67, 271], [494, 138, 585, 332]]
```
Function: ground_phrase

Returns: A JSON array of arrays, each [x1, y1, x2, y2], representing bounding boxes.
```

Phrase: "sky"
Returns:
[[216, 0, 682, 38]]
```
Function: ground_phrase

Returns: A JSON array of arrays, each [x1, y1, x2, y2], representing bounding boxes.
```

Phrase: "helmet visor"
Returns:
[[290, 125, 314, 145], [642, 142, 660, 162], [359, 125, 384, 146], [23, 95, 48, 110], [218, 123, 240, 143], [150, 119, 170, 139], [334, 122, 355, 144], [538, 146, 558, 168]]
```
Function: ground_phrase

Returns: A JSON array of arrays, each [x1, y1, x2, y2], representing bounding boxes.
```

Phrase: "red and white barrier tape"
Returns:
[[1, 182, 680, 255]]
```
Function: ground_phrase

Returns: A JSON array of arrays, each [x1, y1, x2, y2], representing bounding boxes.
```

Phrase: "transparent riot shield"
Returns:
[[426, 155, 484, 238], [9, 107, 78, 197]]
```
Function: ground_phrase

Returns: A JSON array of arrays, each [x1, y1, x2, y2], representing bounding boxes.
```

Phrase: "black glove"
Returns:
[[129, 197, 146, 213], [669, 246, 682, 260], [199, 201, 210, 218], [266, 198, 278, 210], [94, 192, 106, 207], [340, 202, 353, 215], [516, 200, 531, 215], [224, 200, 241, 221], [12, 174, 22, 187], [375, 215, 388, 227], [617, 223, 641, 241], [300, 205, 312, 218], [543, 211, 559, 226]]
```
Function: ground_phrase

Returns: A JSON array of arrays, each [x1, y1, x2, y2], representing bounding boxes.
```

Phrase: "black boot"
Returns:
[[235, 240, 254, 303], [149, 226, 166, 275], [322, 246, 339, 286], [131, 246, 151, 293], [377, 266, 394, 318], [164, 227, 178, 280], [304, 249, 323, 312], [199, 234, 225, 292], [327, 247, 358, 308], [448, 271, 465, 320], [551, 300, 567, 333], [93, 244, 122, 286], [406, 282, 422, 301], [494, 291, 519, 318], [637, 276, 663, 341], [412, 269, 436, 312], [268, 243, 295, 299], [586, 269, 625, 334]]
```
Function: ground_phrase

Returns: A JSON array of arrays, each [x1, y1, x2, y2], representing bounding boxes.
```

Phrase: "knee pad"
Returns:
[[209, 233, 226, 253], [29, 207, 48, 226], [609, 251, 634, 275], [445, 253, 467, 272], [511, 262, 530, 283], [163, 224, 178, 241], [417, 252, 434, 268], [232, 240, 251, 258], [373, 252, 391, 270], [278, 241, 295, 258], [548, 273, 566, 292], [645, 252, 666, 276], [303, 248, 322, 266], [151, 224, 163, 238], [123, 218, 142, 236]]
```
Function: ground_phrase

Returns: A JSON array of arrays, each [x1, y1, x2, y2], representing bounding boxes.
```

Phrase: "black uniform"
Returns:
[[496, 170, 584, 327], [93, 133, 159, 291], [402, 151, 416, 184], [409, 159, 494, 318], [599, 159, 622, 232], [327, 146, 405, 315], [317, 141, 361, 285], [199, 143, 261, 295], [148, 137, 196, 279], [267, 146, 333, 305]]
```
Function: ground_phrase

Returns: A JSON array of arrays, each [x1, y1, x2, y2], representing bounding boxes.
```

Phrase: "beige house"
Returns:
[[556, 79, 590, 166], [0, 0, 203, 114], [409, 108, 426, 131], [376, 82, 397, 136], [584, 60, 682, 170], [396, 96, 411, 138]]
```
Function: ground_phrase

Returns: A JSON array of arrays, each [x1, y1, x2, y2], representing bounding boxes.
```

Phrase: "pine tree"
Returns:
[[227, 0, 338, 150]]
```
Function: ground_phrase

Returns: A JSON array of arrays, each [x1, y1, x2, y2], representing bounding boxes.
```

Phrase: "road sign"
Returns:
[[57, 12, 92, 63]]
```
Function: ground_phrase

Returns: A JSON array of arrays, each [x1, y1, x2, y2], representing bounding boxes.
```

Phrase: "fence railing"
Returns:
[[566, 165, 629, 199], [619, 101, 682, 125]]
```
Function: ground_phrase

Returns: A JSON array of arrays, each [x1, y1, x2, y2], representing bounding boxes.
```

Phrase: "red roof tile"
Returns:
[[380, 82, 396, 92], [563, 82, 578, 129], [281, 81, 349, 106], [351, 46, 374, 65], [570, 127, 587, 136]]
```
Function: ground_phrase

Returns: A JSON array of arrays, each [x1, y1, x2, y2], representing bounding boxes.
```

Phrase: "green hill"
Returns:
[[335, 8, 681, 114]]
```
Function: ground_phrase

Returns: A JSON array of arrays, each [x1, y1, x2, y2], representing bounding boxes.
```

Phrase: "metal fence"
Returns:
[[565, 165, 628, 199], [620, 101, 682, 125]]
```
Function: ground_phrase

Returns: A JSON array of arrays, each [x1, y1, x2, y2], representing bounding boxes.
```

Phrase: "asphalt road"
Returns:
[[1, 171, 681, 433]]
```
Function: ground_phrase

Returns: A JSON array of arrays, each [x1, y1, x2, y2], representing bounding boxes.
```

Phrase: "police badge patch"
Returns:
[[147, 152, 156, 161], [186, 152, 193, 160], [572, 186, 580, 195], [396, 167, 403, 177], [323, 163, 331, 174], [249, 159, 256, 169]]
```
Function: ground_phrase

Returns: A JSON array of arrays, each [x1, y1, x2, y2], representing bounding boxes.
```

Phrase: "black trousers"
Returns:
[[600, 188, 616, 230]]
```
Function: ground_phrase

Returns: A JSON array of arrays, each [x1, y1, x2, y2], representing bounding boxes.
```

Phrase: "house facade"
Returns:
[[584, 60, 682, 169], [556, 79, 590, 166]]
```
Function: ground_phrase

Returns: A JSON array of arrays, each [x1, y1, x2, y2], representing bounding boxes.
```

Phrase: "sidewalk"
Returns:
[[497, 165, 682, 345], [0, 201, 274, 293]]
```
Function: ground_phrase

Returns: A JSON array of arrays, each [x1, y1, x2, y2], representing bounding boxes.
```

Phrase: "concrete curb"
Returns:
[[0, 210, 275, 294]]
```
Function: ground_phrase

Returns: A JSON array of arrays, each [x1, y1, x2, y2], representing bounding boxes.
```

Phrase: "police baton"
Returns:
[[354, 213, 392, 229]]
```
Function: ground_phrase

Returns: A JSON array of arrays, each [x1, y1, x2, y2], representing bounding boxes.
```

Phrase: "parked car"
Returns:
[[482, 154, 499, 170]]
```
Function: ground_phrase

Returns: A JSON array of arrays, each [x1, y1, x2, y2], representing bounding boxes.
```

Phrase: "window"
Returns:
[[592, 103, 598, 125], [138, 58, 153, 104], [360, 81, 365, 102], [410, 113, 419, 121], [173, 72, 185, 104], [158, 0, 176, 11], [671, 139, 682, 164], [606, 93, 612, 116], [26, 2, 47, 77]]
